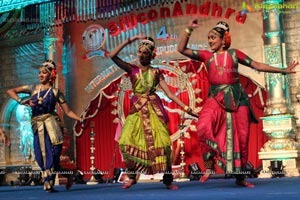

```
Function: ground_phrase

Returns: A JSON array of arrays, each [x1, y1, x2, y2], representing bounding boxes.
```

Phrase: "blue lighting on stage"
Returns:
[[15, 98, 34, 161], [0, 0, 53, 13]]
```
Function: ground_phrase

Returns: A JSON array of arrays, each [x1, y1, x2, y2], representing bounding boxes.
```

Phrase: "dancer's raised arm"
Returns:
[[109, 34, 146, 73]]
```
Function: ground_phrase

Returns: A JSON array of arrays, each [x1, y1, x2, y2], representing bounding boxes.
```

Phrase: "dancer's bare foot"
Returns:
[[199, 169, 213, 183], [122, 179, 136, 189], [44, 181, 58, 193], [166, 184, 179, 190], [236, 179, 255, 188]]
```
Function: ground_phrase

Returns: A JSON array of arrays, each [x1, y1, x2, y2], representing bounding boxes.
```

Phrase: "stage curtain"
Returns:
[[74, 79, 125, 179], [74, 60, 268, 178]]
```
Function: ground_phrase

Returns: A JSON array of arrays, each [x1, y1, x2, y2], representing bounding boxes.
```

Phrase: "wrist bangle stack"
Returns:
[[185, 27, 193, 37], [282, 69, 286, 75], [17, 98, 22, 104], [184, 105, 192, 114], [184, 105, 189, 111]]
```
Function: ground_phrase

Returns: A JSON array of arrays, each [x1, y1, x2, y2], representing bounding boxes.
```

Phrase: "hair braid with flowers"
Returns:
[[223, 31, 231, 49]]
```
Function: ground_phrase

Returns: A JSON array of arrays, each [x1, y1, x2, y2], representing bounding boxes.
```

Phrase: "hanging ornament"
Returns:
[[37, 87, 52, 105], [213, 51, 228, 75]]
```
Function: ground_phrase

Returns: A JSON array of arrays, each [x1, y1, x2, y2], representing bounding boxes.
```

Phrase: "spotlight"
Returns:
[[254, 165, 263, 177], [18, 166, 31, 186], [73, 170, 86, 184], [188, 163, 201, 181], [113, 168, 124, 183], [269, 160, 285, 178], [245, 161, 260, 178], [93, 169, 104, 183], [0, 169, 5, 185], [30, 170, 42, 185]]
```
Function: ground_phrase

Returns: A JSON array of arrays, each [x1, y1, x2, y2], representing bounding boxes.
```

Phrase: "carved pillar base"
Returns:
[[259, 115, 300, 178], [258, 150, 300, 178]]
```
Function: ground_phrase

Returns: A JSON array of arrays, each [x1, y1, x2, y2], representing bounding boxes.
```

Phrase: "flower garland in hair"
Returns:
[[223, 31, 231, 49], [50, 68, 57, 84]]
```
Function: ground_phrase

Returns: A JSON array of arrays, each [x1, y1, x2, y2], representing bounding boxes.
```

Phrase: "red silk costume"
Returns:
[[196, 49, 258, 173]]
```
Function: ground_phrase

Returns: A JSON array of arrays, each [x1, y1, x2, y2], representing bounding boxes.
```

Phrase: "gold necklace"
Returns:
[[37, 86, 52, 105], [213, 51, 227, 75], [139, 68, 152, 93]]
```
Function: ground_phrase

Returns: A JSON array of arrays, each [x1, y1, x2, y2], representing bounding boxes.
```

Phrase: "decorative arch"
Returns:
[[1, 94, 33, 164]]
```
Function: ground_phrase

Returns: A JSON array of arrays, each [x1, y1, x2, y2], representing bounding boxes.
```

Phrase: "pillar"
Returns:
[[258, 0, 300, 178]]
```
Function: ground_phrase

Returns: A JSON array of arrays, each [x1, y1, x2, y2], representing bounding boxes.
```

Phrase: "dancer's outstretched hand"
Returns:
[[188, 18, 201, 30], [285, 60, 299, 74]]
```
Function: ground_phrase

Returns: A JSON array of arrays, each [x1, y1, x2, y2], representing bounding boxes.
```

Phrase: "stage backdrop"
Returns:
[[64, 0, 268, 178], [74, 59, 267, 178]]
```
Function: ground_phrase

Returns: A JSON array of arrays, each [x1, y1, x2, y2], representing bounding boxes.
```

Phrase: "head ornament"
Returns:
[[139, 37, 155, 53], [41, 60, 56, 73]]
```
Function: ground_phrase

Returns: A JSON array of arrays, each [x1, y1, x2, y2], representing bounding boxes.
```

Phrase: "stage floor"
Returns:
[[0, 177, 300, 200]]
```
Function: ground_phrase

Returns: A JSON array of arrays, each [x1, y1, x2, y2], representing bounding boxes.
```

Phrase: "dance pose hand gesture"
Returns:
[[284, 61, 299, 74], [187, 18, 201, 30]]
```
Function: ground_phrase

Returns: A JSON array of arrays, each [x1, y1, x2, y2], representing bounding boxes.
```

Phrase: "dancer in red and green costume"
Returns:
[[178, 19, 299, 187]]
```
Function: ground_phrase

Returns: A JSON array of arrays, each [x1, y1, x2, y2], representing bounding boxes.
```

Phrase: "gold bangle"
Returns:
[[16, 98, 22, 104], [184, 106, 189, 111], [282, 69, 286, 75], [185, 27, 193, 36]]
